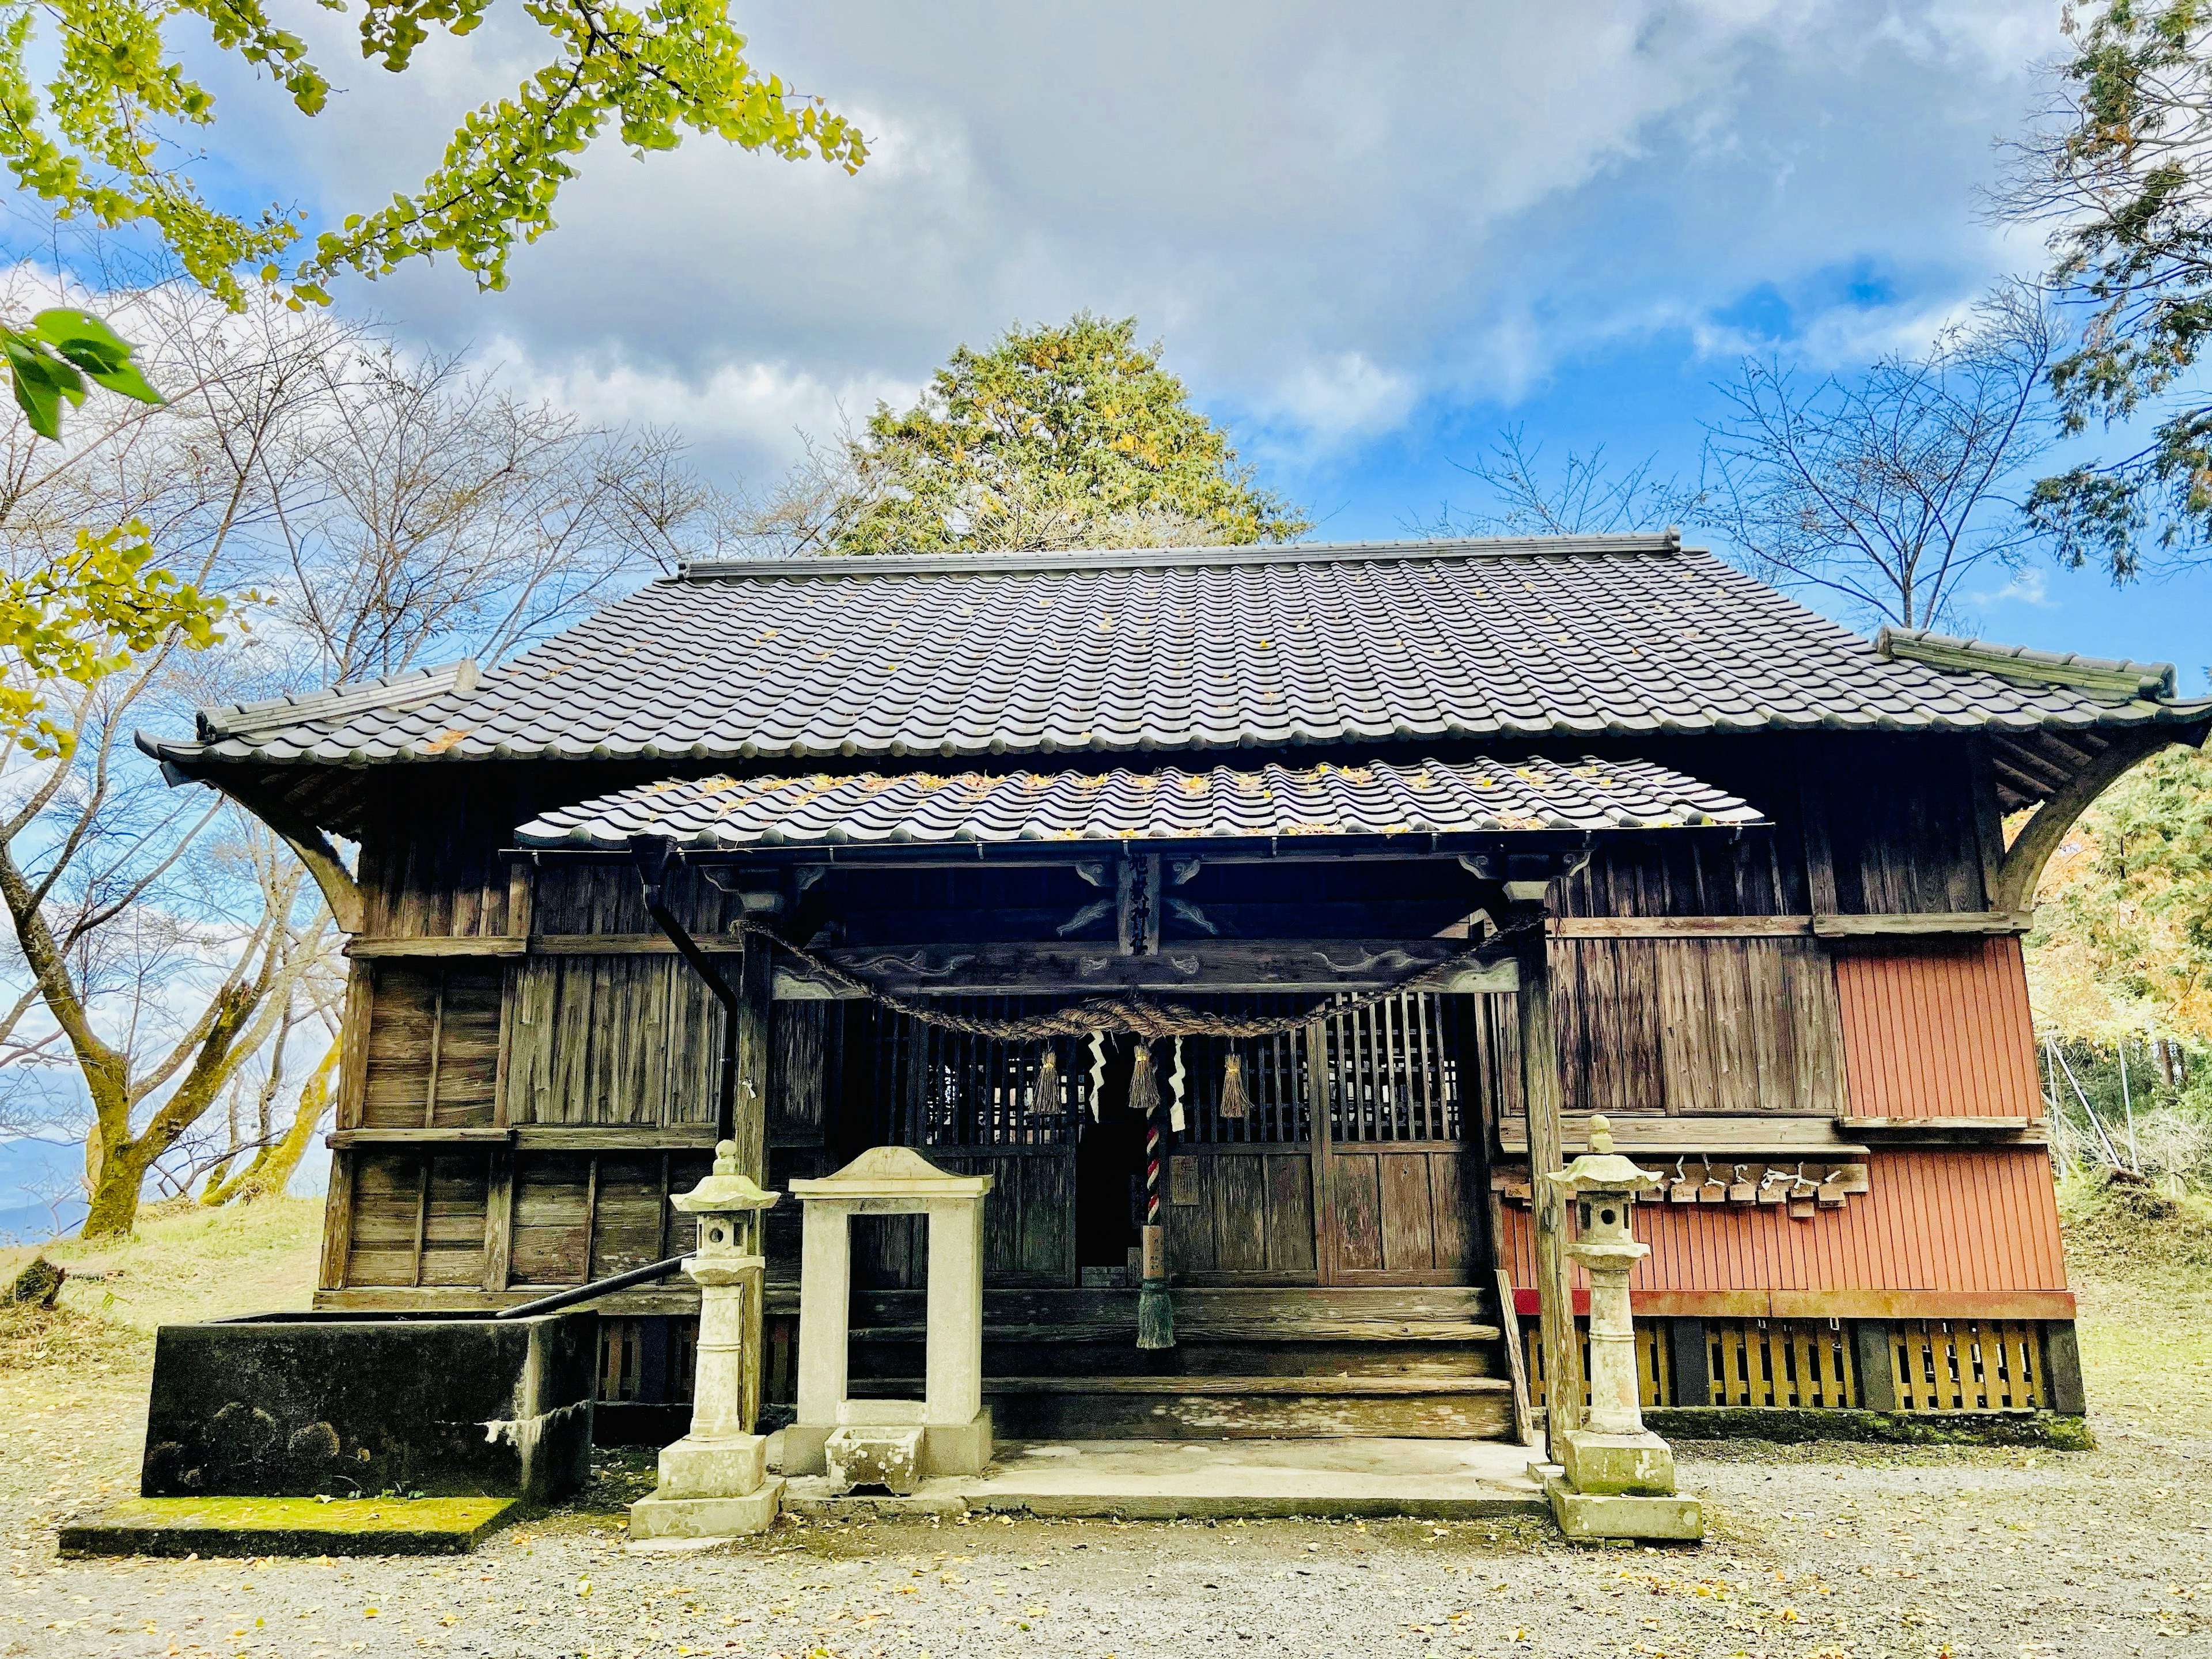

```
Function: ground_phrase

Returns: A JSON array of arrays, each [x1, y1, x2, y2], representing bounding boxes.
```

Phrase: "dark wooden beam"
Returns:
[[789, 937, 1515, 997], [1509, 900, 1581, 1457]]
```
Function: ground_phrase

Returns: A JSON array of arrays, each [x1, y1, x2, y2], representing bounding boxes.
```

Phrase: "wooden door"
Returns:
[[1163, 1015, 1319, 1285], [846, 1002, 1080, 1289], [1310, 992, 1496, 1286]]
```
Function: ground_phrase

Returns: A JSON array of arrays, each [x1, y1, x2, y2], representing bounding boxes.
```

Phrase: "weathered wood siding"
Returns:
[[503, 957, 722, 1126], [1834, 937, 2043, 1120], [358, 964, 505, 1128], [1546, 938, 1844, 1118]]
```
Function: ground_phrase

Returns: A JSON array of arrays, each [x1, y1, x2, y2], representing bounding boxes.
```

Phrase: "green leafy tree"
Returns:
[[2028, 743, 2212, 1050], [2007, 1, 2212, 575], [0, 517, 224, 753], [0, 0, 866, 305], [823, 315, 1308, 556]]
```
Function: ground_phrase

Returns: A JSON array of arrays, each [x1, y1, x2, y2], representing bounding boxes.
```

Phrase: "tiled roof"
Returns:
[[513, 756, 1767, 851], [143, 537, 2212, 773]]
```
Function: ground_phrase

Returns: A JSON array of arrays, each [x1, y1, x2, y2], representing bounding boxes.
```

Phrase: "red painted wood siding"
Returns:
[[1834, 937, 2043, 1120], [1501, 1149, 2068, 1294]]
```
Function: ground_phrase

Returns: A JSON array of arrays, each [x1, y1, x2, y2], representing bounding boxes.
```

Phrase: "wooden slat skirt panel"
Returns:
[[1834, 936, 2044, 1121], [1165, 1147, 1317, 1284], [1497, 1150, 2069, 1297], [1704, 1319, 1857, 1408], [1891, 1319, 2043, 1412], [1522, 1318, 1857, 1410], [1328, 1145, 1480, 1285]]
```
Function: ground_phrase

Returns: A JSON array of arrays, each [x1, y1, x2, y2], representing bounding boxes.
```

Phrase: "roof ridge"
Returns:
[[676, 531, 1688, 582], [196, 658, 480, 742], [1874, 627, 2178, 702]]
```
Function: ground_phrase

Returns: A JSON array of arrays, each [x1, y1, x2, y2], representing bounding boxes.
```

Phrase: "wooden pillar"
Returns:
[[1852, 1320, 1897, 1413], [732, 940, 774, 1185], [1510, 903, 1582, 1456], [2041, 1321, 2087, 1416], [1667, 1317, 1710, 1407], [732, 939, 773, 1429]]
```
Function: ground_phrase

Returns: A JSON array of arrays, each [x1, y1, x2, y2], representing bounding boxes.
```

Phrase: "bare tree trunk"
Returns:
[[201, 1040, 336, 1207]]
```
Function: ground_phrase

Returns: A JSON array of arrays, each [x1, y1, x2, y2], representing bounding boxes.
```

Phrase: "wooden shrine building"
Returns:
[[142, 534, 2212, 1441]]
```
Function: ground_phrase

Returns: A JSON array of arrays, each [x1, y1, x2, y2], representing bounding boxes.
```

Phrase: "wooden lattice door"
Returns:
[[1310, 991, 1500, 1286]]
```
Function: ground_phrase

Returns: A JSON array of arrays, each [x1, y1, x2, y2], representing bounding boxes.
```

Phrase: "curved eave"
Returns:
[[138, 694, 2212, 772]]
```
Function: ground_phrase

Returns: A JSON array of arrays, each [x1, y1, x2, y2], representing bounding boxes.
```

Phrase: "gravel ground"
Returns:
[[3, 1389, 2209, 1659], [2, 1258, 2208, 1659]]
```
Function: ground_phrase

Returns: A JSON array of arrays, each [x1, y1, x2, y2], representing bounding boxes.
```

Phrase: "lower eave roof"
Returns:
[[512, 756, 1766, 854]]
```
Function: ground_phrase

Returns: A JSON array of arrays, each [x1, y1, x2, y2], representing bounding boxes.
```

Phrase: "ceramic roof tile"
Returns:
[[147, 536, 2211, 772], [515, 755, 1767, 851]]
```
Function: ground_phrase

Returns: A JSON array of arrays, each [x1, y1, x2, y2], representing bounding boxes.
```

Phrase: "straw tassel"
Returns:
[[1127, 1041, 1160, 1117], [1035, 1044, 1060, 1112], [1219, 1052, 1251, 1120]]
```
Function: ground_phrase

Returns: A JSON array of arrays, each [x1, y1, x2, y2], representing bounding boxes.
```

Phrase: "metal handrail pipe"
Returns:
[[491, 1252, 691, 1320]]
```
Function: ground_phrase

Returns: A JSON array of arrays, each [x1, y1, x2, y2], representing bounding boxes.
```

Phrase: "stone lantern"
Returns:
[[628, 1139, 783, 1542], [1540, 1113, 1705, 1541]]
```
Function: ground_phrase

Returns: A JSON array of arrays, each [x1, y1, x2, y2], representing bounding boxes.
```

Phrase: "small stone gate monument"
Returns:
[[628, 1141, 783, 1540], [1541, 1115, 1705, 1541], [786, 1147, 994, 1490]]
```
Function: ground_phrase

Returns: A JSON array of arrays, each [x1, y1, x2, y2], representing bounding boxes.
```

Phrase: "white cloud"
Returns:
[[490, 342, 918, 469], [165, 0, 2067, 479], [1968, 565, 2058, 611]]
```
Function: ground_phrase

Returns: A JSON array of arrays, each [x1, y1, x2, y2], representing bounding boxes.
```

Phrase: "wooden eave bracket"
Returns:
[[1991, 724, 2203, 913], [207, 783, 364, 933]]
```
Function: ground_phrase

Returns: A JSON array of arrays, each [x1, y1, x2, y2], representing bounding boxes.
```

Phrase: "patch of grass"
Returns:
[[2059, 1171, 2212, 1437], [0, 1298, 147, 1380], [0, 1195, 321, 1337]]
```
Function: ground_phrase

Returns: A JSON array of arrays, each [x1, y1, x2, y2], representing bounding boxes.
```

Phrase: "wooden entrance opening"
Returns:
[[835, 990, 1503, 1294]]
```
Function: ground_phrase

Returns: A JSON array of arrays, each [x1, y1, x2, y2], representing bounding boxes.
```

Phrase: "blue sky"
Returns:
[[63, 2, 2212, 679]]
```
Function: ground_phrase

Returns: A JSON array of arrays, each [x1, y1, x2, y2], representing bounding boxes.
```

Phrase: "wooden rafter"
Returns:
[[1991, 724, 2206, 911]]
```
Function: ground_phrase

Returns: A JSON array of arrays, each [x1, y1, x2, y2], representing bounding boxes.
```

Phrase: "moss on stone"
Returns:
[[57, 1494, 521, 1557], [1646, 1406, 2096, 1450]]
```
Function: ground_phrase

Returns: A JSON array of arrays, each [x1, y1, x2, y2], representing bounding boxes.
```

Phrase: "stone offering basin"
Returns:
[[138, 1310, 597, 1502]]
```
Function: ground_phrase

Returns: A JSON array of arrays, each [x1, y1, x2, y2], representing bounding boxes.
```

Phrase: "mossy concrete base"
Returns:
[[57, 1495, 522, 1558], [1543, 1472, 1705, 1543], [1646, 1406, 2096, 1450]]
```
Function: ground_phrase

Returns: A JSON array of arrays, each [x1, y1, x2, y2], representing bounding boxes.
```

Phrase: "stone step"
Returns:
[[780, 1436, 1546, 1521]]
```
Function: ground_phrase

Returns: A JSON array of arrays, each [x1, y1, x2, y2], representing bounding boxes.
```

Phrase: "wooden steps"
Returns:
[[843, 1285, 1527, 1442], [849, 1374, 1517, 1441]]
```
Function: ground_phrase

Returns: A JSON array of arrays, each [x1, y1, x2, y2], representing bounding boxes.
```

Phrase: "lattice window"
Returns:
[[862, 1000, 1083, 1147], [1892, 1320, 2041, 1412], [1171, 995, 1317, 1146], [1313, 992, 1467, 1143], [1709, 1320, 1858, 1408]]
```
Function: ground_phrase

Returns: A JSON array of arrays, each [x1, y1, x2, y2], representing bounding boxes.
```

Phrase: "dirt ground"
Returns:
[[1, 1203, 2208, 1657]]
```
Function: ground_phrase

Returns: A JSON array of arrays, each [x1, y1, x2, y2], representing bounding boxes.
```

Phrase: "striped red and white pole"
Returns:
[[1137, 1074, 1175, 1350]]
